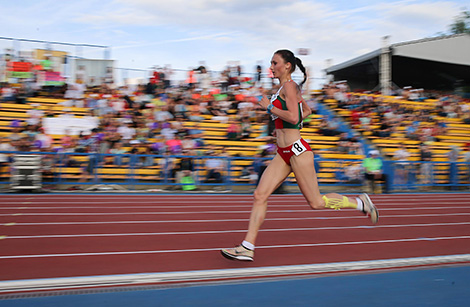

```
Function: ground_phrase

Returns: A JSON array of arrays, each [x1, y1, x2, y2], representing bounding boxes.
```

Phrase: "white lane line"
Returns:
[[1, 253, 469, 293], [1, 236, 469, 260], [1, 201, 470, 209], [1, 206, 469, 216], [3, 222, 470, 239], [4, 212, 470, 226], [0, 194, 469, 201], [1, 197, 470, 205], [0, 193, 468, 198]]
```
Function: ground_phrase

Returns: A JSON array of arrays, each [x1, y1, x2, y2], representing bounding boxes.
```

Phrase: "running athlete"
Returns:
[[221, 49, 378, 261]]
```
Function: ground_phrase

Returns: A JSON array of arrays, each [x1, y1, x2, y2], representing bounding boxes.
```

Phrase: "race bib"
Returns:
[[291, 139, 307, 156]]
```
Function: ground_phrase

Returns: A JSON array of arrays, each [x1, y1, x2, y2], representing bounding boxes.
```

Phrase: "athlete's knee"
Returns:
[[253, 188, 270, 204]]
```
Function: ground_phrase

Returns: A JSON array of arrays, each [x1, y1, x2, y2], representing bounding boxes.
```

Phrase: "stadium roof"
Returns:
[[326, 34, 470, 91]]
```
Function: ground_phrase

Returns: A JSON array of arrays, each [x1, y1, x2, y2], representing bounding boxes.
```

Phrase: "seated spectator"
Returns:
[[306, 94, 318, 114], [188, 123, 205, 148], [348, 133, 363, 155], [165, 134, 183, 154], [110, 141, 127, 166], [358, 111, 372, 131], [117, 122, 136, 145], [240, 116, 253, 139], [173, 116, 188, 138], [60, 129, 75, 148], [205, 150, 225, 183], [154, 105, 174, 123], [255, 118, 270, 140], [363, 150, 388, 193], [259, 137, 277, 156], [405, 122, 419, 140], [373, 119, 392, 138], [227, 120, 241, 140], [34, 128, 53, 151], [240, 166, 259, 185], [140, 145, 155, 167], [160, 122, 177, 140], [1, 84, 16, 102], [181, 134, 196, 151], [318, 117, 341, 136], [344, 161, 363, 184], [337, 132, 350, 153], [209, 100, 229, 123], [188, 104, 205, 122], [26, 104, 44, 126], [173, 98, 188, 119], [463, 111, 470, 125]]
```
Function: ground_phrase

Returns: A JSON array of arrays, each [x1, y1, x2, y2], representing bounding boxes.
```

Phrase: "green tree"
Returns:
[[449, 9, 470, 34]]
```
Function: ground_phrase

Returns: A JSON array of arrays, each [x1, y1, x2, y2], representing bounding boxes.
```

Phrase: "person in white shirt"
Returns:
[[26, 104, 44, 126], [117, 123, 136, 144], [394, 144, 411, 186], [0, 137, 16, 178], [154, 105, 174, 123]]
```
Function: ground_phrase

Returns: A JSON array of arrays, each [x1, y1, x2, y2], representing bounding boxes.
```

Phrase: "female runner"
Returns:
[[221, 49, 378, 261]]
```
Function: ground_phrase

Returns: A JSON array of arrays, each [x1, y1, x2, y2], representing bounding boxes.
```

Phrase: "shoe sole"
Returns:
[[220, 249, 253, 261], [361, 193, 379, 224]]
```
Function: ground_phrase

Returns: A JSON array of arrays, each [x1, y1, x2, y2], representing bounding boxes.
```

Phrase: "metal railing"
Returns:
[[1, 151, 469, 192]]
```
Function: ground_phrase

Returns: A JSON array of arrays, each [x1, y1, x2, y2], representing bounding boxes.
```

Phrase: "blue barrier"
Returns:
[[0, 151, 469, 192]]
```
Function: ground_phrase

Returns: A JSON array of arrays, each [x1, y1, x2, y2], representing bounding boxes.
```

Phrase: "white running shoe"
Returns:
[[221, 245, 254, 261], [359, 193, 379, 224]]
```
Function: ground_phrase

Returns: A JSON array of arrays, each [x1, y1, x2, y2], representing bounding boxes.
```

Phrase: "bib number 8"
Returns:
[[291, 139, 307, 156]]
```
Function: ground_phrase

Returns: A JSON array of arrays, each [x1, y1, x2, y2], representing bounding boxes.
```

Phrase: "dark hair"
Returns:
[[274, 49, 307, 87]]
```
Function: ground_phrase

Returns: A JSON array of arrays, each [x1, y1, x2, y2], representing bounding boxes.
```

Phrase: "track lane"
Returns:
[[0, 193, 469, 284]]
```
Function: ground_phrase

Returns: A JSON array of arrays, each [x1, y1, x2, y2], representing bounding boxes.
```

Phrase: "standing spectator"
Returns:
[[0, 137, 16, 179], [255, 64, 263, 87], [447, 145, 460, 190], [393, 144, 411, 186], [159, 147, 177, 182], [175, 150, 196, 190], [363, 150, 388, 193], [79, 129, 102, 183], [419, 143, 434, 188], [463, 143, 470, 183]]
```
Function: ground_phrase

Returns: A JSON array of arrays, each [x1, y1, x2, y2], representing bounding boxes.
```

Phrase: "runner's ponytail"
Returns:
[[295, 57, 307, 88]]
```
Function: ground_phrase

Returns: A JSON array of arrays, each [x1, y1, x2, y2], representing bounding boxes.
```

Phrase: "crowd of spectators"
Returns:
[[1, 68, 470, 189], [0, 65, 289, 184], [322, 82, 470, 144], [320, 81, 470, 189]]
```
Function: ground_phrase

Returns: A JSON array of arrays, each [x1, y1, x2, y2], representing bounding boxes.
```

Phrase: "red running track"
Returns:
[[0, 193, 469, 283]]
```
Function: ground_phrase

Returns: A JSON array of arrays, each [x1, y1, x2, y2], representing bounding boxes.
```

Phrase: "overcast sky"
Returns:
[[1, 0, 467, 88]]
